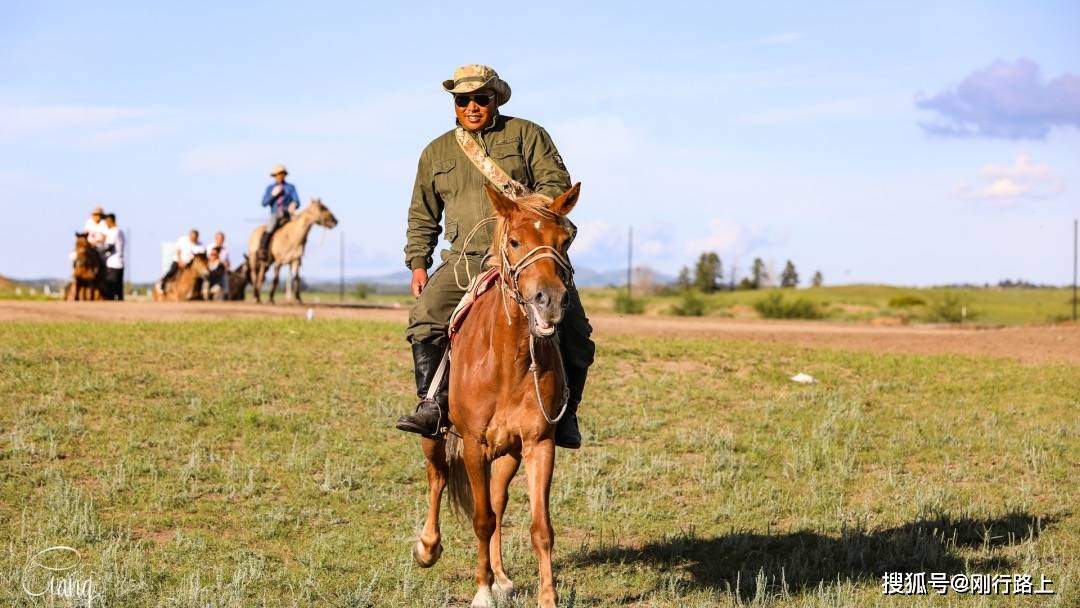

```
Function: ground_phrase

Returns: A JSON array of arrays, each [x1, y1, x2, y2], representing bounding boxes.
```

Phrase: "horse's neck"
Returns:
[[286, 210, 317, 245]]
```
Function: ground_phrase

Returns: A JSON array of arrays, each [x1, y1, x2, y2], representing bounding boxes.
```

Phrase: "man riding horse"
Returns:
[[397, 64, 594, 449], [257, 164, 300, 262]]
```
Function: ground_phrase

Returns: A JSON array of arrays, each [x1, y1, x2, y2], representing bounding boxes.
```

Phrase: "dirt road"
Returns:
[[1, 300, 1076, 364]]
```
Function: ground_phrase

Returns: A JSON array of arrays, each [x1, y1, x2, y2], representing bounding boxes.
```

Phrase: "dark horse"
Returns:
[[414, 183, 581, 608], [67, 232, 104, 301]]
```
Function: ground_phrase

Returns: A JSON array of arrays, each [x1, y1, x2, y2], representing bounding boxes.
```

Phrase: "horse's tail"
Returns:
[[445, 428, 473, 519]]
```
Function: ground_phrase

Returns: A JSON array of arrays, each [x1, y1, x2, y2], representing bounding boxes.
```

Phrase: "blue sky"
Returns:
[[2, 1, 1078, 285]]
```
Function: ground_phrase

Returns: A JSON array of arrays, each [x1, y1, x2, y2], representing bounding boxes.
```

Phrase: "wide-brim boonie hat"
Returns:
[[270, 163, 288, 176], [90, 206, 104, 215], [442, 64, 511, 106]]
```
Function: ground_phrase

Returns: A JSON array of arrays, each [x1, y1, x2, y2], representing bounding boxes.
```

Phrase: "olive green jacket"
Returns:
[[404, 114, 571, 270]]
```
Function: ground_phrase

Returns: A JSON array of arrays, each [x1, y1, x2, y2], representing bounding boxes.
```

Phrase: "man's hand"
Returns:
[[287, 202, 299, 214], [272, 185, 283, 197], [411, 268, 428, 298]]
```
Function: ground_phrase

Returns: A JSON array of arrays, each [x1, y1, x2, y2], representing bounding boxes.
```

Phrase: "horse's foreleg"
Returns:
[[464, 439, 496, 608], [489, 453, 520, 596], [269, 264, 281, 304], [414, 437, 448, 567], [524, 440, 558, 608], [251, 263, 263, 303], [291, 260, 302, 304]]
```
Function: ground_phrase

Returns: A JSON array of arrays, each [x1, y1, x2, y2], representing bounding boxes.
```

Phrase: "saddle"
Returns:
[[448, 267, 502, 342]]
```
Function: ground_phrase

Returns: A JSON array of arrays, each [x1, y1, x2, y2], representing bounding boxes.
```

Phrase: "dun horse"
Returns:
[[67, 232, 104, 301], [415, 183, 581, 608], [153, 253, 211, 301], [247, 199, 338, 304]]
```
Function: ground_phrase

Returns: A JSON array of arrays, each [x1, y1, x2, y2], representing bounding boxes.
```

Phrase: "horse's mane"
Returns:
[[488, 193, 565, 261]]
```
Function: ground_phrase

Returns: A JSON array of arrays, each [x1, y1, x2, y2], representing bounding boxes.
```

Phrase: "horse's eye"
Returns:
[[509, 239, 520, 248]]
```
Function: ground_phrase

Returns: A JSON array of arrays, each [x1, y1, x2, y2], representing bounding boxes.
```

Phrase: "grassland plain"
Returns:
[[0, 319, 1076, 607], [4, 284, 1075, 326], [579, 285, 1076, 326]]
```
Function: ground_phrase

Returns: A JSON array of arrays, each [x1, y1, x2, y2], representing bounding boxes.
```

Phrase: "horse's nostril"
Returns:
[[560, 292, 569, 309], [534, 291, 549, 307]]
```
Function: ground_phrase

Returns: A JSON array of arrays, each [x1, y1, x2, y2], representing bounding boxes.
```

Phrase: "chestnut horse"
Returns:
[[415, 183, 580, 608], [67, 232, 104, 301], [153, 253, 211, 301]]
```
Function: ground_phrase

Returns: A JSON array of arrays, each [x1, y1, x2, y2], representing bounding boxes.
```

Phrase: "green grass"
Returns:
[[0, 320, 1076, 606], [580, 284, 1078, 326]]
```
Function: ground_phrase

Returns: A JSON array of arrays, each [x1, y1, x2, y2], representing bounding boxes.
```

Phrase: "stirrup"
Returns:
[[396, 398, 448, 438]]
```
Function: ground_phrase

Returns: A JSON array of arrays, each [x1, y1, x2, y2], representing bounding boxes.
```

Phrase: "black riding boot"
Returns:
[[554, 364, 588, 449], [257, 232, 272, 261], [396, 342, 448, 437]]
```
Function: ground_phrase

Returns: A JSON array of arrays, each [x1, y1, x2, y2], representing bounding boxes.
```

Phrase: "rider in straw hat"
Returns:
[[258, 164, 301, 261], [82, 206, 108, 247], [396, 64, 595, 449]]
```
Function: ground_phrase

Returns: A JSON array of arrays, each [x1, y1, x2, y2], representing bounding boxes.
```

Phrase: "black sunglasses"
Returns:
[[454, 93, 493, 107]]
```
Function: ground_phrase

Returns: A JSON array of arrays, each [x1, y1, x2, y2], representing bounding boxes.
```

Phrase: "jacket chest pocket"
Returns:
[[432, 159, 458, 201], [490, 139, 529, 184]]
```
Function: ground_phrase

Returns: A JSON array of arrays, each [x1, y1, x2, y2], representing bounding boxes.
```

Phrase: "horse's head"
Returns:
[[74, 232, 90, 248], [309, 198, 338, 229], [486, 183, 580, 339], [190, 253, 211, 278]]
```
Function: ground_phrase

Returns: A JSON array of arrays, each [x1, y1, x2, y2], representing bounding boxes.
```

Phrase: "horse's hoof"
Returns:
[[493, 577, 514, 597], [412, 540, 442, 568], [470, 585, 493, 608]]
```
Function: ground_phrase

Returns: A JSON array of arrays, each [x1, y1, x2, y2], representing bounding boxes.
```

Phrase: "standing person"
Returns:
[[102, 213, 125, 300], [156, 229, 204, 294], [257, 164, 300, 262], [395, 64, 595, 449], [206, 231, 231, 299]]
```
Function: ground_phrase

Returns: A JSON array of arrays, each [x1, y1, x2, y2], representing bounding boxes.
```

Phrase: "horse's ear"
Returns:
[[549, 182, 581, 216], [484, 184, 516, 217]]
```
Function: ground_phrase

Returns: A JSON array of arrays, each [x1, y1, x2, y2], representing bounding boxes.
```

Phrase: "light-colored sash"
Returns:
[[454, 127, 534, 200]]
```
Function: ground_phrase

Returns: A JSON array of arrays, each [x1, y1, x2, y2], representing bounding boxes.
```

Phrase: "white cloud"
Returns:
[[0, 103, 156, 136], [641, 239, 665, 257], [72, 122, 179, 146], [954, 153, 1064, 203], [0, 101, 176, 146], [569, 219, 613, 255], [684, 219, 787, 258]]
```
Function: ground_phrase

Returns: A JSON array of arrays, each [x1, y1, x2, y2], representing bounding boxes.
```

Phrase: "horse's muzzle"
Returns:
[[526, 287, 567, 339]]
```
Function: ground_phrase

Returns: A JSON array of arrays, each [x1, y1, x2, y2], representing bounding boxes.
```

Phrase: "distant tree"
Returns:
[[694, 252, 722, 293], [677, 266, 691, 291], [811, 271, 824, 287], [780, 260, 799, 288], [750, 258, 766, 289], [738, 277, 756, 290], [631, 266, 657, 295]]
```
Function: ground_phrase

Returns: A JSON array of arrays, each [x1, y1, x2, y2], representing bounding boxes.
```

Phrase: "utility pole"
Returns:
[[1073, 219, 1077, 321], [126, 227, 131, 298], [340, 230, 345, 302], [626, 226, 633, 303]]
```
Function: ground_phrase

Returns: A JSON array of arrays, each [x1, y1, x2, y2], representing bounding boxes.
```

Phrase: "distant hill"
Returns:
[[330, 266, 676, 290], [0, 274, 13, 290], [574, 267, 676, 288]]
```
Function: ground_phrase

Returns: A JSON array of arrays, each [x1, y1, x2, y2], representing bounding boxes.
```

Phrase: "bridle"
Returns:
[[498, 235, 574, 307]]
